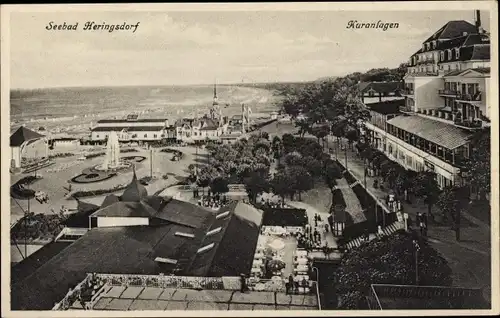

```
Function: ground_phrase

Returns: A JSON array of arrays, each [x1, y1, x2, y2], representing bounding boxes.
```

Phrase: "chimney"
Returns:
[[475, 10, 482, 31]]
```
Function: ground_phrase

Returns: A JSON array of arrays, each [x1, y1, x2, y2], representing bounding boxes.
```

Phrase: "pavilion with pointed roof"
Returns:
[[10, 126, 48, 169]]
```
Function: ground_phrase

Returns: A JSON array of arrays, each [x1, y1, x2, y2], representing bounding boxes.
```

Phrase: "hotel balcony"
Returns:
[[456, 93, 482, 104], [438, 89, 460, 97], [417, 108, 454, 121], [399, 105, 415, 113], [453, 118, 484, 130]]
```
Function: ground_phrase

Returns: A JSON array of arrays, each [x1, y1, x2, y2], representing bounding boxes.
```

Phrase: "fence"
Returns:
[[52, 273, 295, 310]]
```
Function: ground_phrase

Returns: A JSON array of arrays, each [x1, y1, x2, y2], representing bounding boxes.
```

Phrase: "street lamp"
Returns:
[[412, 240, 420, 285]]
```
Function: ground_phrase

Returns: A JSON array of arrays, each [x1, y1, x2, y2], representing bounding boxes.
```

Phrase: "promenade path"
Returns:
[[328, 136, 492, 303], [334, 178, 366, 223], [287, 201, 337, 249]]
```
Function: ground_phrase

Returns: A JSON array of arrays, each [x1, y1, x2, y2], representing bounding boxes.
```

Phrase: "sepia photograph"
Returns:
[[1, 2, 498, 316]]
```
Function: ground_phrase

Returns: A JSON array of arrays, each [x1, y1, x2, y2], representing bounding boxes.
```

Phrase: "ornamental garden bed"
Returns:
[[11, 213, 66, 242]]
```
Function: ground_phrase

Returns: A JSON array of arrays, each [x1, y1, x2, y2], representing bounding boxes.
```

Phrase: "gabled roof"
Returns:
[[10, 126, 45, 147], [97, 118, 167, 123], [359, 82, 402, 94], [443, 67, 491, 78], [386, 115, 472, 150], [424, 20, 478, 43], [91, 126, 166, 132], [366, 99, 404, 115]]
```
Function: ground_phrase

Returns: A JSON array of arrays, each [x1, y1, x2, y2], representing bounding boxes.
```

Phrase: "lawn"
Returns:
[[300, 180, 332, 214]]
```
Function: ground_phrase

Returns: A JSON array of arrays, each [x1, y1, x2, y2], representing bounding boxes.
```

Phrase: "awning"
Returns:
[[386, 115, 471, 150]]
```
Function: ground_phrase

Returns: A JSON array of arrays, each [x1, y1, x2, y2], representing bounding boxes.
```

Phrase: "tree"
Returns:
[[304, 156, 323, 181], [413, 171, 440, 217], [270, 171, 293, 204], [324, 159, 342, 192], [243, 170, 270, 203], [287, 165, 314, 201], [311, 124, 330, 147], [463, 128, 490, 201], [335, 231, 452, 309], [271, 136, 283, 161], [345, 128, 359, 150]]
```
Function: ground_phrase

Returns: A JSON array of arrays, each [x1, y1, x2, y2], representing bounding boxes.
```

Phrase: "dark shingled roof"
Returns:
[[366, 99, 404, 115], [423, 20, 478, 43], [10, 126, 45, 147], [438, 44, 490, 64], [387, 115, 471, 150], [206, 202, 263, 276], [11, 202, 264, 310], [358, 82, 403, 94], [91, 126, 166, 132], [120, 169, 148, 202], [97, 118, 167, 123]]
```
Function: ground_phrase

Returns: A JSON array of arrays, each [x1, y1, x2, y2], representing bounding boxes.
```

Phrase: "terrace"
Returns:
[[53, 273, 319, 311]]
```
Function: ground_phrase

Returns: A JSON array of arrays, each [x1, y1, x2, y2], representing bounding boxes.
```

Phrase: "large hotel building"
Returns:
[[364, 12, 490, 189]]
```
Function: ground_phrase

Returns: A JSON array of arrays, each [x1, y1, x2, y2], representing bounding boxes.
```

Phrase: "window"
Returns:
[[440, 51, 445, 61], [154, 134, 157, 138], [197, 243, 215, 253], [207, 227, 222, 236], [175, 231, 195, 238], [216, 211, 230, 219], [96, 135, 99, 138], [455, 49, 460, 59], [194, 132, 198, 136], [447, 49, 452, 60], [154, 257, 178, 264], [144, 134, 148, 138], [432, 41, 437, 49]]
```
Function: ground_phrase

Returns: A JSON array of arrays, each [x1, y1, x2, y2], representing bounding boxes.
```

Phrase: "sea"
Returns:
[[10, 85, 276, 135]]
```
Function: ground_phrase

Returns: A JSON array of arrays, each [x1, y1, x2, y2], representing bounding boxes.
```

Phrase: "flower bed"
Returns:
[[71, 185, 128, 198], [11, 212, 66, 242]]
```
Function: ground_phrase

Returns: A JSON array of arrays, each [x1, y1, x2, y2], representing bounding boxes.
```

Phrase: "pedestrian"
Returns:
[[397, 200, 402, 212], [422, 213, 428, 236], [417, 212, 424, 236]]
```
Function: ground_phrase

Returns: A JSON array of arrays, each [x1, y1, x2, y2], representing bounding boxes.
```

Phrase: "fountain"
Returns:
[[102, 131, 121, 170], [70, 131, 134, 184], [95, 131, 130, 171]]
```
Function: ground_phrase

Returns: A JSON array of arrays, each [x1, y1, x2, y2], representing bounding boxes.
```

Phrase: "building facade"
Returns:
[[90, 114, 173, 143], [364, 13, 490, 189]]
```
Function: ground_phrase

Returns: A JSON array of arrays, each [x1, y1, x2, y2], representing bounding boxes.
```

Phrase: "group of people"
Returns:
[[197, 193, 228, 210], [296, 215, 331, 252], [285, 273, 309, 295], [385, 194, 403, 213]]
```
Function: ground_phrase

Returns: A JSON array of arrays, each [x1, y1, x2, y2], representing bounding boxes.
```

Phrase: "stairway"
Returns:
[[343, 221, 405, 251]]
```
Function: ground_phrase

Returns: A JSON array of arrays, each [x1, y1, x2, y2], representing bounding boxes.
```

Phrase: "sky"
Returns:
[[9, 9, 491, 89]]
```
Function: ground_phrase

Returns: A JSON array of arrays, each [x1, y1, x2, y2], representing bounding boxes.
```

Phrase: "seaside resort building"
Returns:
[[363, 13, 490, 189], [11, 171, 320, 311]]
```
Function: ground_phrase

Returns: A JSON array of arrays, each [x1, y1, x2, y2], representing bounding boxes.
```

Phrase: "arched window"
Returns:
[[455, 48, 460, 59], [440, 51, 445, 61]]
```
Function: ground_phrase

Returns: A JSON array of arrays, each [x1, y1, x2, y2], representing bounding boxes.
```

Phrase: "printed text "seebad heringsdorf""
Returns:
[[45, 21, 140, 33]]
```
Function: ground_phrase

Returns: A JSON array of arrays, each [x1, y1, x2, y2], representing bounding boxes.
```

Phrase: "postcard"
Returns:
[[1, 2, 498, 317]]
